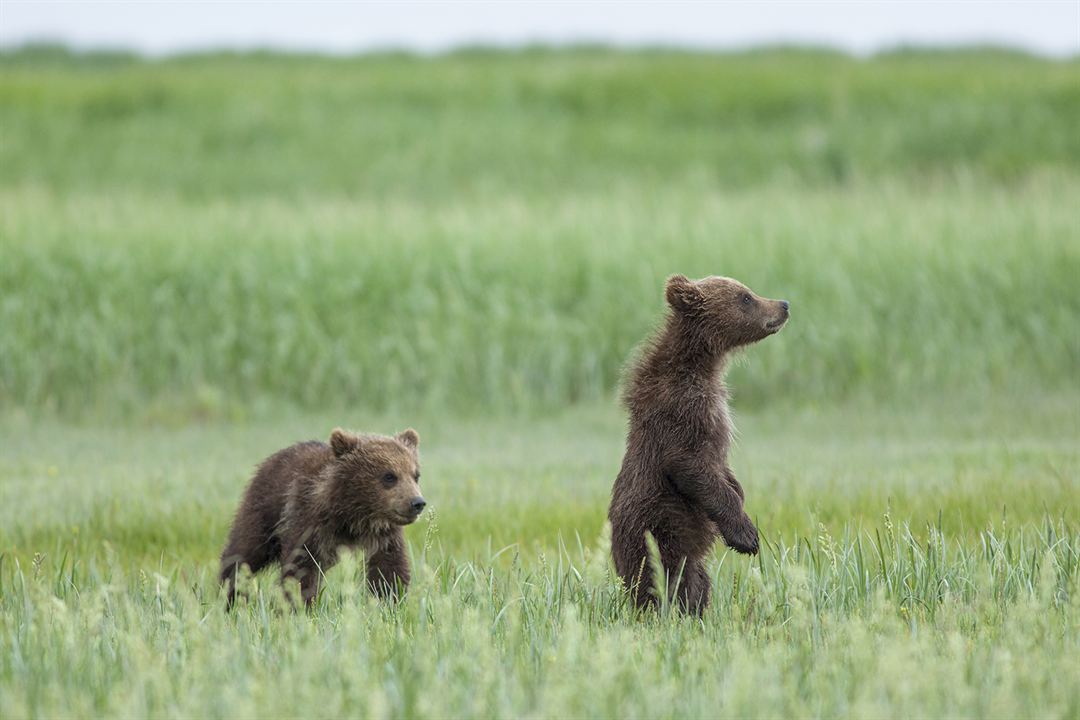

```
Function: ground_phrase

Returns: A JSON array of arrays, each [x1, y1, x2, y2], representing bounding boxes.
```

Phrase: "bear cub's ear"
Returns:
[[665, 274, 703, 312], [330, 428, 361, 457], [395, 428, 420, 451]]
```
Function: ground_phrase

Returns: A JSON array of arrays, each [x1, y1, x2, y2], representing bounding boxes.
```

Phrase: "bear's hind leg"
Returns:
[[611, 526, 657, 612], [672, 557, 711, 617], [220, 534, 276, 609]]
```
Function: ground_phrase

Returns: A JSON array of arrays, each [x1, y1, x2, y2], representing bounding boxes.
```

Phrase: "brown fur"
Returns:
[[608, 275, 789, 615], [219, 427, 424, 609]]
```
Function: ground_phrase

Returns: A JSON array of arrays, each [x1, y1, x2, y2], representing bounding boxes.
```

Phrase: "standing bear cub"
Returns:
[[609, 275, 789, 615], [220, 428, 425, 609]]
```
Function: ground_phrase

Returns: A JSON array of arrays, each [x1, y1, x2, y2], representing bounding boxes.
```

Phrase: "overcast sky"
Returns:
[[1, 1, 1077, 57]]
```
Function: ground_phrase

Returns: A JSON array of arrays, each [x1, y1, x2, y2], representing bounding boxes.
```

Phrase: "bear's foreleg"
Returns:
[[665, 459, 759, 555], [366, 529, 411, 600]]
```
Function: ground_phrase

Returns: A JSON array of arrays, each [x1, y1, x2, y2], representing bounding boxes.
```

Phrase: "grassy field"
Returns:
[[1, 401, 1078, 717], [1, 47, 1079, 717]]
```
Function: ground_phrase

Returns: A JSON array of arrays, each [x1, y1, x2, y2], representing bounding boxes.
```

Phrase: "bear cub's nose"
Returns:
[[410, 497, 427, 513], [780, 300, 790, 312]]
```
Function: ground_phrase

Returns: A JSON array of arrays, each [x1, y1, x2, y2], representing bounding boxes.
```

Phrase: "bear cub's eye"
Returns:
[[741, 293, 752, 305], [382, 472, 398, 486]]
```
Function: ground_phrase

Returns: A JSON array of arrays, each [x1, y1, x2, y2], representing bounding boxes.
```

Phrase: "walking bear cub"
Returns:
[[609, 274, 789, 615], [220, 428, 425, 609]]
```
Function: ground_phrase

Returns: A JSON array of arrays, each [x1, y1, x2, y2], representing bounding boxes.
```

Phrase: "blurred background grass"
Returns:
[[1, 46, 1078, 419]]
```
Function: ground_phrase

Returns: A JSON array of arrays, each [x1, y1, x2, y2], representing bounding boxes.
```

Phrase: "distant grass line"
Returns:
[[1, 48, 1078, 196], [2, 180, 1077, 416]]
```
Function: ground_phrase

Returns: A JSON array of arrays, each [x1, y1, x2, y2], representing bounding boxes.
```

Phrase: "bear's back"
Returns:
[[243, 441, 332, 533]]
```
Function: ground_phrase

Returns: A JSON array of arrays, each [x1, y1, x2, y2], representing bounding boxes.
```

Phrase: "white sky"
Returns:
[[1, 1, 1078, 57]]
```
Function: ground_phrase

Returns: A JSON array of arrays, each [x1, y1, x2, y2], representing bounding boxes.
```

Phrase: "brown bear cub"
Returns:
[[220, 428, 425, 609], [609, 275, 789, 615]]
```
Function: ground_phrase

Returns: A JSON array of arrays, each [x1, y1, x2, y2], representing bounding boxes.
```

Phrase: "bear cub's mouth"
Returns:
[[395, 509, 424, 525], [765, 317, 788, 332]]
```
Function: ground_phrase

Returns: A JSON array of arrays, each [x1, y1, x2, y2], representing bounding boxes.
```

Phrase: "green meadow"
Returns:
[[1, 47, 1078, 717]]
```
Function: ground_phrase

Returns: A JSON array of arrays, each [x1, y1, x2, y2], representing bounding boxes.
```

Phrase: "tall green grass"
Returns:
[[1, 181, 1077, 416]]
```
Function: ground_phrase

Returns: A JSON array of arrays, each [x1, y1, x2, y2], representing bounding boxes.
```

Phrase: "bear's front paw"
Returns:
[[724, 519, 759, 555]]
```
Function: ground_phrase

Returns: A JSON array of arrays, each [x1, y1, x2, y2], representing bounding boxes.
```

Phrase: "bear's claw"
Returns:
[[725, 521, 759, 555]]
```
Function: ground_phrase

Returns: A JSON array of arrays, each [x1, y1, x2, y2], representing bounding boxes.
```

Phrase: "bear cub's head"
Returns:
[[327, 428, 426, 528], [665, 274, 790, 350]]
